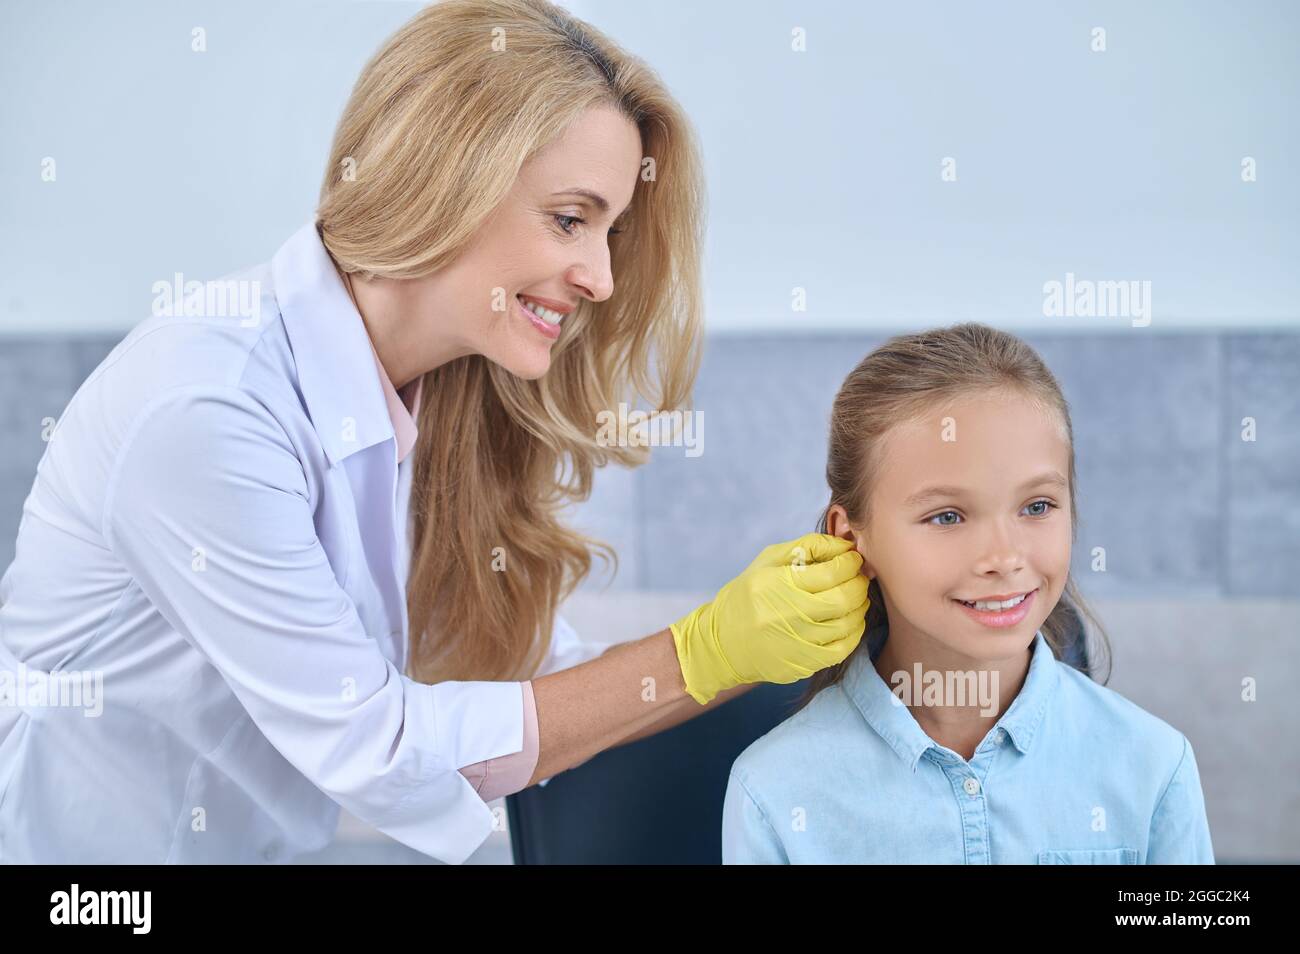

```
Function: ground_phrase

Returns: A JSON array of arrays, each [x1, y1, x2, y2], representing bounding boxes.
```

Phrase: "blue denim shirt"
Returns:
[[722, 630, 1215, 864]]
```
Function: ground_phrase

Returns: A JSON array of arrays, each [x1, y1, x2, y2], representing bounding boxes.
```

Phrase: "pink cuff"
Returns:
[[457, 681, 539, 801]]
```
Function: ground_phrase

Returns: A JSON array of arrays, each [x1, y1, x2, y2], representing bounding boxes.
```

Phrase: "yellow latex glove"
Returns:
[[670, 533, 871, 705]]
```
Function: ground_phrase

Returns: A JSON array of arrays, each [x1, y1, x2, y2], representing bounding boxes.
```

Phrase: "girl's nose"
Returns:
[[976, 520, 1028, 573]]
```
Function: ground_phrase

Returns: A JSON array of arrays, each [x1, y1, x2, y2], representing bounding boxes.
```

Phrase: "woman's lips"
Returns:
[[515, 295, 561, 340], [952, 588, 1037, 628]]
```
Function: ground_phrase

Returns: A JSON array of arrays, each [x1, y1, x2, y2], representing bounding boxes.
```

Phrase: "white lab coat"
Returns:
[[0, 221, 601, 864]]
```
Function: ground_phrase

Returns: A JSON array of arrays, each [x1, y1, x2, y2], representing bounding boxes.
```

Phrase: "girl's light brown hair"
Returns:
[[797, 321, 1112, 711], [316, 0, 705, 681]]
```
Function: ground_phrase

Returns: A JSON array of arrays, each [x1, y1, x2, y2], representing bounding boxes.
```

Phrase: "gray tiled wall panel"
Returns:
[[1, 331, 1296, 599]]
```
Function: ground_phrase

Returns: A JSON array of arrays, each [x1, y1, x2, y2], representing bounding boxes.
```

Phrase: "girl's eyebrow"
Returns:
[[904, 471, 1068, 508]]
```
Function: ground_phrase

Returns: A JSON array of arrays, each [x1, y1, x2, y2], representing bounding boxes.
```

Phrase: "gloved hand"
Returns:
[[669, 533, 871, 705]]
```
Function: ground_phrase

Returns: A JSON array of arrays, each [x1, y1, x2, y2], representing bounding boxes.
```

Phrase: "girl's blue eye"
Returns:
[[927, 500, 1059, 526]]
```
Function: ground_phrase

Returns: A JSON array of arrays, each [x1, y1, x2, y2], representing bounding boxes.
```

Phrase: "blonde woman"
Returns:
[[0, 0, 868, 863]]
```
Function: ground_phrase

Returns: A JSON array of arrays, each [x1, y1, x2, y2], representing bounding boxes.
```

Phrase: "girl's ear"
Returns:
[[826, 504, 876, 581], [825, 504, 855, 543]]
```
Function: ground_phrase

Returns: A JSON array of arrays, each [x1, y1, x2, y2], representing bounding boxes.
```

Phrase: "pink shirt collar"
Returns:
[[365, 336, 423, 464]]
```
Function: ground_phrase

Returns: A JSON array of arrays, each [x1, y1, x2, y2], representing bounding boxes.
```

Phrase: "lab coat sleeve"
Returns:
[[721, 770, 790, 864], [102, 386, 521, 865], [1146, 735, 1216, 864]]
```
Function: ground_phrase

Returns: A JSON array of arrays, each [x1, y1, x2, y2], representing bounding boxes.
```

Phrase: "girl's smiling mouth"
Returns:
[[952, 587, 1038, 628]]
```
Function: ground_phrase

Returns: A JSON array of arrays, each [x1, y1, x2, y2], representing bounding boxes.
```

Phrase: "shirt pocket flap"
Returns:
[[1037, 847, 1139, 864]]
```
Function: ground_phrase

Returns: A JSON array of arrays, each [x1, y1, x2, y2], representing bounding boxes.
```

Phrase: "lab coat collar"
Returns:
[[272, 220, 396, 468]]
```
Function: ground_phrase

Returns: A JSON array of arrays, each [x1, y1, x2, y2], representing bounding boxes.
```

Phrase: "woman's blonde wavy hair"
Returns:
[[796, 322, 1112, 712], [316, 0, 704, 682]]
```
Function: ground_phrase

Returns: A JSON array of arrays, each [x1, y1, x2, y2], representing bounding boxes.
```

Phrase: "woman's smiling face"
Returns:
[[828, 389, 1074, 666], [434, 104, 642, 380]]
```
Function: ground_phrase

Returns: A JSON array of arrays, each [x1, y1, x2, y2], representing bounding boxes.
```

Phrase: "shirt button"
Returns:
[[963, 777, 981, 796]]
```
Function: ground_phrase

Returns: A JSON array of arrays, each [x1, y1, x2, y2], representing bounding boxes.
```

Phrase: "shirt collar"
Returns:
[[842, 627, 1060, 771], [368, 339, 423, 464], [271, 219, 405, 467]]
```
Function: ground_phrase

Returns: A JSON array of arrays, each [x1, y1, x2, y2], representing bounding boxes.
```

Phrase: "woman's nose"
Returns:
[[567, 245, 614, 302]]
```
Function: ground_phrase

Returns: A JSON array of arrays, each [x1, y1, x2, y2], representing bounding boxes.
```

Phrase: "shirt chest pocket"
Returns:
[[1037, 847, 1140, 864]]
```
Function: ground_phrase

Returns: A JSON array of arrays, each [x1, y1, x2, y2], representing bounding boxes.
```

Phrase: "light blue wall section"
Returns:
[[573, 0, 1300, 332], [2, 0, 1297, 334], [0, 0, 417, 334]]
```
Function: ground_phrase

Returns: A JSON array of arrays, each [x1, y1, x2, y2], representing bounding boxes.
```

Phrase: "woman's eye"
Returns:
[[930, 511, 961, 527], [1026, 500, 1057, 517], [553, 214, 624, 237], [553, 214, 583, 235]]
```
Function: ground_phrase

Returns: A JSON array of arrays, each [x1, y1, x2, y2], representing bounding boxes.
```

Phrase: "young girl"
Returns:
[[722, 323, 1214, 864]]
